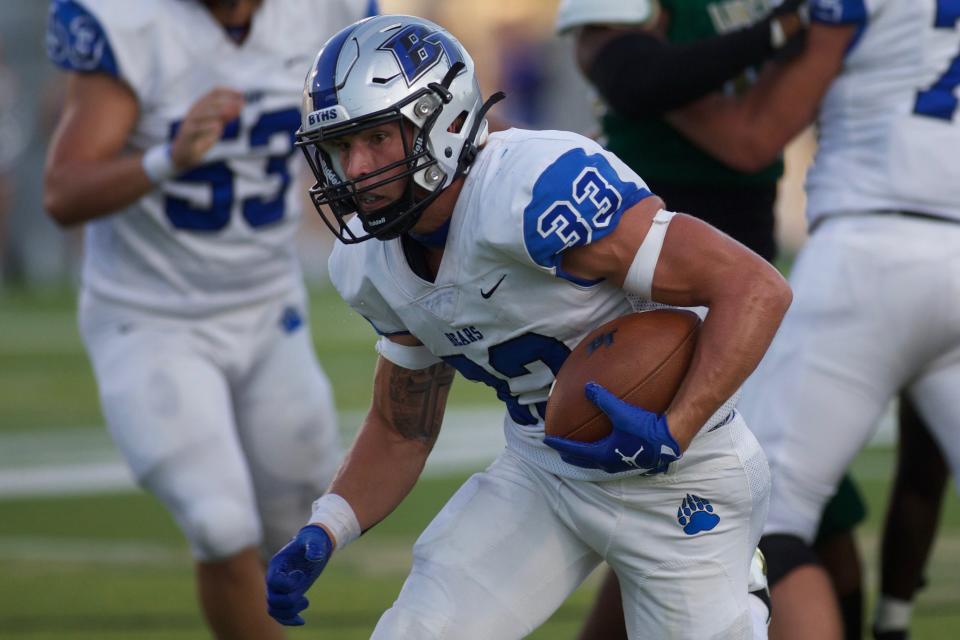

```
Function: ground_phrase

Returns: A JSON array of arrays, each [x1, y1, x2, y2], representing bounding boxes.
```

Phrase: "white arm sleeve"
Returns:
[[622, 209, 676, 300], [376, 337, 443, 370]]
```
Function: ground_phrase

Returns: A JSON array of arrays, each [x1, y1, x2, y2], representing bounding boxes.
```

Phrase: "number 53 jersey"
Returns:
[[807, 0, 960, 227], [330, 129, 684, 479], [46, 0, 375, 313]]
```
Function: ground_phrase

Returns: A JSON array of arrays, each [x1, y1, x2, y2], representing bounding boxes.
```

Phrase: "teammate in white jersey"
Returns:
[[666, 1, 960, 638], [264, 15, 791, 639], [43, 1, 375, 638]]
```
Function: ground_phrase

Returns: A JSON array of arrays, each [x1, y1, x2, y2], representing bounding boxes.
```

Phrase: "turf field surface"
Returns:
[[2, 287, 958, 638]]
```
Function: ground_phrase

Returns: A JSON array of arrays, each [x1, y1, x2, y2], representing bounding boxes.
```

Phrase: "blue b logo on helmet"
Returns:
[[378, 24, 464, 86]]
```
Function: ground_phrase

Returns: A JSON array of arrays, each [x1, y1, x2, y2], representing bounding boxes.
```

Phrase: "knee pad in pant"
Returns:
[[759, 533, 820, 587], [181, 499, 261, 562]]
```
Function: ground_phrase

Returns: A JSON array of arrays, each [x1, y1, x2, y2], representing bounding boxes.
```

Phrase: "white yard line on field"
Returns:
[[0, 407, 508, 498], [0, 404, 898, 499], [0, 536, 186, 565]]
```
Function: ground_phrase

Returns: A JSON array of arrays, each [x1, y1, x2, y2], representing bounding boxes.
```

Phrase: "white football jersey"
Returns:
[[330, 129, 736, 479], [807, 0, 960, 225], [46, 0, 376, 313]]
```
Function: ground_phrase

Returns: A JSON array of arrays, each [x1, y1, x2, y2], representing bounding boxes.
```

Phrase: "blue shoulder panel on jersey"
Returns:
[[46, 0, 119, 76], [522, 147, 651, 272], [365, 0, 379, 18], [809, 0, 868, 24]]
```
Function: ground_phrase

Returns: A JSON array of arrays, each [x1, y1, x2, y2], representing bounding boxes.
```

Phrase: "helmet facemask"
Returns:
[[298, 77, 454, 243]]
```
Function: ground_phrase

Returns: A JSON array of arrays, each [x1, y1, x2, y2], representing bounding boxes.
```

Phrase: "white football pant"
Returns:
[[741, 214, 960, 542], [79, 288, 340, 561], [373, 413, 769, 639]]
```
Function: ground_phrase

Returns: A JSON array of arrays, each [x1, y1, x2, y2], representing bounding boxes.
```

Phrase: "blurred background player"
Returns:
[[43, 0, 375, 638], [266, 13, 788, 638], [666, 0, 958, 638], [554, 1, 876, 637], [556, 0, 805, 261], [0, 42, 28, 287], [558, 1, 951, 638]]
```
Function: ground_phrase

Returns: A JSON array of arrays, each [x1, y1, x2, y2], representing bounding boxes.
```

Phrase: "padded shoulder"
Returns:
[[472, 130, 653, 280], [47, 0, 141, 75], [46, 0, 162, 97]]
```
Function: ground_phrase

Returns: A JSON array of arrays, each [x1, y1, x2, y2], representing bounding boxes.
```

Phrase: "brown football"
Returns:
[[545, 309, 701, 442]]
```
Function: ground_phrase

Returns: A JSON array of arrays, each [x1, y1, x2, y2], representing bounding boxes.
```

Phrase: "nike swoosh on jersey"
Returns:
[[480, 274, 507, 299]]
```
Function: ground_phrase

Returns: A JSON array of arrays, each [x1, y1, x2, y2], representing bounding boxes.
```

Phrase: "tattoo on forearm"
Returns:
[[387, 362, 455, 443]]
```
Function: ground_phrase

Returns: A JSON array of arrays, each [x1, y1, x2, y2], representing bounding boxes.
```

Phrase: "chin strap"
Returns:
[[457, 91, 506, 174]]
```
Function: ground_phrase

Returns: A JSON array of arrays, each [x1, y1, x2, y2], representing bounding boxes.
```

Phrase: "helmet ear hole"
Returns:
[[447, 111, 469, 134]]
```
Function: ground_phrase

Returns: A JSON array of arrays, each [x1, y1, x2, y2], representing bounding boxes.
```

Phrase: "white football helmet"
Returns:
[[297, 14, 503, 243]]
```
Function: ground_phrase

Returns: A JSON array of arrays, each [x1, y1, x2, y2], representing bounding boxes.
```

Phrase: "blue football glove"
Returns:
[[544, 382, 682, 474], [265, 524, 333, 626]]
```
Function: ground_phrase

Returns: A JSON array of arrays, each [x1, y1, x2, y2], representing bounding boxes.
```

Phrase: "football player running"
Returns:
[[666, 0, 960, 638], [265, 14, 791, 639], [43, 1, 375, 638]]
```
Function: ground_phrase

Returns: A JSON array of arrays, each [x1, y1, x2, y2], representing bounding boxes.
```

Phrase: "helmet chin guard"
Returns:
[[296, 15, 503, 243]]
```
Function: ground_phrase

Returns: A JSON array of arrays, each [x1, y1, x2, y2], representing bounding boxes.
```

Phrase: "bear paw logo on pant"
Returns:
[[677, 494, 720, 535]]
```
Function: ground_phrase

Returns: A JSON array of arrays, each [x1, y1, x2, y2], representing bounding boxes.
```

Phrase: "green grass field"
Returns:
[[2, 286, 959, 638]]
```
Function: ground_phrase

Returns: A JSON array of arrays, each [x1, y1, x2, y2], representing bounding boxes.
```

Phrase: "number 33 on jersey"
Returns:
[[330, 130, 654, 432]]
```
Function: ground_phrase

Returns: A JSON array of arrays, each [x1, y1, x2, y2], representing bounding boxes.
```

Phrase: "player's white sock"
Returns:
[[873, 595, 913, 633]]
